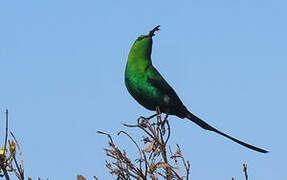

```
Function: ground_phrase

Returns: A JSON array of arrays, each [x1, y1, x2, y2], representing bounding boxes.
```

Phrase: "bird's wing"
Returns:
[[146, 66, 180, 98], [146, 67, 186, 116], [147, 78, 173, 96], [146, 77, 182, 103]]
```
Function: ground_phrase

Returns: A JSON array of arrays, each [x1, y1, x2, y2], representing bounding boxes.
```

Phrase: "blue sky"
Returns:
[[1, 0, 286, 179]]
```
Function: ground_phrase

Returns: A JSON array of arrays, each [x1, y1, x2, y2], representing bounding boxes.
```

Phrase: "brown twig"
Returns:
[[0, 110, 25, 180], [4, 110, 9, 157], [176, 144, 191, 180], [164, 116, 171, 146], [243, 163, 248, 180], [117, 130, 146, 178], [0, 110, 10, 180], [10, 132, 24, 180]]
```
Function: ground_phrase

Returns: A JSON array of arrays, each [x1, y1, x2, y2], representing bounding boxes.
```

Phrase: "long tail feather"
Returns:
[[185, 111, 268, 153]]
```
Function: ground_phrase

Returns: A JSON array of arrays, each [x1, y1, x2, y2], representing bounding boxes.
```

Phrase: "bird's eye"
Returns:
[[137, 36, 144, 41]]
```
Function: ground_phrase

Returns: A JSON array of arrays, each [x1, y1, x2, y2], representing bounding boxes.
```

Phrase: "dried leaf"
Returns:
[[144, 141, 154, 152], [155, 162, 173, 169], [77, 174, 87, 180]]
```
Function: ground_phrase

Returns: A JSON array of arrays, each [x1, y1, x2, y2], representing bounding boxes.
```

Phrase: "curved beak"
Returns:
[[148, 25, 160, 37]]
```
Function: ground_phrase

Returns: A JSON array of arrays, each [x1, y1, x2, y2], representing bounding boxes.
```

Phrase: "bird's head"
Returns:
[[129, 25, 160, 60]]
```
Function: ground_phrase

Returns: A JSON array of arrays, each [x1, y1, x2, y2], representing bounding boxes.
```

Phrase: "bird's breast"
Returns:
[[125, 72, 161, 111]]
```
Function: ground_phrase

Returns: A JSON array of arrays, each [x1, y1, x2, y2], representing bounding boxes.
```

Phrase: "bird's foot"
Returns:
[[137, 116, 148, 128], [137, 114, 157, 127]]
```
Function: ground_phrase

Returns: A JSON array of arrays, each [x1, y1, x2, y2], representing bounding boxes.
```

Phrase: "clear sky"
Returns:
[[1, 0, 286, 179]]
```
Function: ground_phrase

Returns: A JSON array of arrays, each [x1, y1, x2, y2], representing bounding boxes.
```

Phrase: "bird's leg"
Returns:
[[155, 107, 168, 129], [137, 107, 162, 127], [159, 114, 169, 135], [159, 114, 168, 128], [163, 114, 169, 125], [155, 107, 162, 117]]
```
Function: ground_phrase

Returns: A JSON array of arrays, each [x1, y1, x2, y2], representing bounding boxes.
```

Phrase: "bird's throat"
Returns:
[[128, 37, 153, 64]]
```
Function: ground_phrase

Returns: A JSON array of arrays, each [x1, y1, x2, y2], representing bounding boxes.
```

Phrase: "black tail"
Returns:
[[185, 111, 268, 153]]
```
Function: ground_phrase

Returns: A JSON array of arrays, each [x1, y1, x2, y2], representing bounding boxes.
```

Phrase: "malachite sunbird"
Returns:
[[125, 25, 268, 153]]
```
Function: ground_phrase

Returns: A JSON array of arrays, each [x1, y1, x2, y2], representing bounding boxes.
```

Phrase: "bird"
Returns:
[[124, 25, 268, 153]]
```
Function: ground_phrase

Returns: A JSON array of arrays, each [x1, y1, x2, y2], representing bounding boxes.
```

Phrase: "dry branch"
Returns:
[[0, 109, 24, 180], [98, 111, 190, 179]]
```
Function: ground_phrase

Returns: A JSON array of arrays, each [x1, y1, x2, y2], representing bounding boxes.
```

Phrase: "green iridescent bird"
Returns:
[[125, 25, 268, 153]]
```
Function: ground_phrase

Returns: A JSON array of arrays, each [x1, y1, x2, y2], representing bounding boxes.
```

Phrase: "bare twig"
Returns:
[[10, 132, 24, 180], [118, 130, 146, 178], [243, 163, 248, 180], [176, 144, 191, 180], [0, 110, 25, 180], [10, 132, 24, 170], [4, 110, 9, 157], [0, 110, 10, 180]]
